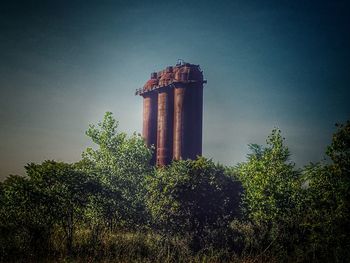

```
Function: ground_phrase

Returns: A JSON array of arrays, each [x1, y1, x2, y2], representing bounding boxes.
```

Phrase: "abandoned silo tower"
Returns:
[[135, 60, 206, 166]]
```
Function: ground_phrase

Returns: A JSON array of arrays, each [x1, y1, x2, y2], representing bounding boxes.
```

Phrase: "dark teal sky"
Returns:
[[1, 0, 349, 179]]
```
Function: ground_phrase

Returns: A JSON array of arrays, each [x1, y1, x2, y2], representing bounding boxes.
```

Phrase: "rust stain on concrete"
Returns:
[[136, 60, 206, 166]]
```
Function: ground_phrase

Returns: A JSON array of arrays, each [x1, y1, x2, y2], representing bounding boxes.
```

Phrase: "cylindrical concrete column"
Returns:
[[157, 91, 170, 166], [142, 94, 158, 164], [173, 87, 185, 160], [186, 84, 203, 159], [142, 96, 152, 146], [193, 85, 203, 157]]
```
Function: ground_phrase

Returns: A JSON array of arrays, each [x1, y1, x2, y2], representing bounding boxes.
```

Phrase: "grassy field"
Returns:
[[2, 230, 276, 263]]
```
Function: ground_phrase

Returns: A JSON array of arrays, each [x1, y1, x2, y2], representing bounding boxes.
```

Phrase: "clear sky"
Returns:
[[1, 0, 349, 180]]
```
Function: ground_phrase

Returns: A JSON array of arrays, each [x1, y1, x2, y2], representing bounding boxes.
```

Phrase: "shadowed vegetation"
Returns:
[[0, 113, 349, 262]]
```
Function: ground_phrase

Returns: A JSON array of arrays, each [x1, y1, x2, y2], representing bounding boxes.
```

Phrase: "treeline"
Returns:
[[0, 112, 349, 262]]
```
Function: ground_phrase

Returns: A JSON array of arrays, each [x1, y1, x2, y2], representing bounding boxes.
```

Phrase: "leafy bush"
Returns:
[[1, 114, 349, 263], [81, 112, 153, 230], [146, 157, 242, 250]]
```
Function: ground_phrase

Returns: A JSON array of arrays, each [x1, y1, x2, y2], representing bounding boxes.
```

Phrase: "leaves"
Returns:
[[1, 114, 349, 261], [237, 129, 299, 225], [146, 157, 242, 239], [81, 112, 153, 229]]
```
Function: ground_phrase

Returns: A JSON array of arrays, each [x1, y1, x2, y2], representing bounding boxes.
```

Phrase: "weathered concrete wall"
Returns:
[[137, 61, 205, 166], [142, 93, 158, 165]]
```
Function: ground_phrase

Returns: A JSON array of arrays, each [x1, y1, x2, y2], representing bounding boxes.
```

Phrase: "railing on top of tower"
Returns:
[[176, 59, 185, 66], [135, 61, 207, 96]]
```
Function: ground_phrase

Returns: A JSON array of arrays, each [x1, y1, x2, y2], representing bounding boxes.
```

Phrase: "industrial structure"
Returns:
[[136, 60, 206, 166]]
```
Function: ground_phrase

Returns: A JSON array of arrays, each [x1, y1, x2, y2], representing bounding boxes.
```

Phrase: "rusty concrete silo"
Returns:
[[141, 72, 158, 164], [135, 60, 206, 166]]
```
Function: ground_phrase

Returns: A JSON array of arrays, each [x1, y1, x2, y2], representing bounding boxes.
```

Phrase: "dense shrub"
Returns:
[[0, 114, 349, 263], [146, 157, 242, 250]]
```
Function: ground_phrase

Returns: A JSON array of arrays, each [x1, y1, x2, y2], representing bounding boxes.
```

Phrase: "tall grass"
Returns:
[[1, 227, 276, 263]]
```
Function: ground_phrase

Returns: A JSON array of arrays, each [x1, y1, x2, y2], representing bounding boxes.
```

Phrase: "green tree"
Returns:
[[0, 161, 94, 256], [0, 175, 53, 257], [236, 128, 301, 258], [146, 157, 242, 250], [25, 161, 97, 254], [301, 121, 350, 261], [82, 112, 153, 229]]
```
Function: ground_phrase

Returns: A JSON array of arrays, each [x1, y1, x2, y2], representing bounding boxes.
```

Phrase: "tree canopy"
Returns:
[[0, 114, 349, 262]]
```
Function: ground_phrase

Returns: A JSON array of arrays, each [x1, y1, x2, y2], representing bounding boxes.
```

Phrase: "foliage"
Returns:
[[300, 121, 350, 261], [1, 113, 349, 263], [146, 157, 242, 250], [235, 129, 301, 258], [81, 111, 153, 230], [236, 129, 299, 223], [0, 161, 97, 256], [26, 161, 98, 254], [0, 174, 52, 256]]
